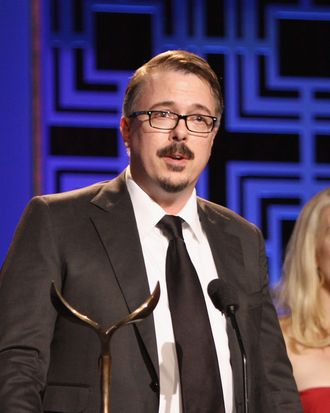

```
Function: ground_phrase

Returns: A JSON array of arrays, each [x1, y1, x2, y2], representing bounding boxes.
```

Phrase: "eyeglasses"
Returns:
[[129, 110, 218, 134]]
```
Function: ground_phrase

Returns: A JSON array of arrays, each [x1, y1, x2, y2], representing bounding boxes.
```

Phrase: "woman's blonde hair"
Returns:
[[277, 187, 330, 349]]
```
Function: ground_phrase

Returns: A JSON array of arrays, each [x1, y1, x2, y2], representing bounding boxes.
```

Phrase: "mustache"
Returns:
[[157, 143, 195, 160]]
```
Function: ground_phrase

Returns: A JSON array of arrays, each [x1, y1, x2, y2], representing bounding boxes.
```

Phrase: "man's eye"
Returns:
[[191, 115, 207, 123], [153, 111, 170, 118]]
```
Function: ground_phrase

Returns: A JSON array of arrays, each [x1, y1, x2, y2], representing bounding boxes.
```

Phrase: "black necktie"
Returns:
[[157, 215, 225, 413]]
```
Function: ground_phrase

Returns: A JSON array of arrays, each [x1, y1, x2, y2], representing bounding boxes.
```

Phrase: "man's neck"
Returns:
[[157, 198, 190, 215], [147, 187, 193, 215], [127, 170, 195, 215], [136, 186, 193, 214]]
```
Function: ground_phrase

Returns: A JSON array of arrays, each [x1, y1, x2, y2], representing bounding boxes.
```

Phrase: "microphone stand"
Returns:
[[226, 304, 248, 413]]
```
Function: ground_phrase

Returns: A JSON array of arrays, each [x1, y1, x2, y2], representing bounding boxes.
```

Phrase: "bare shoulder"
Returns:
[[278, 316, 292, 348], [278, 316, 330, 390]]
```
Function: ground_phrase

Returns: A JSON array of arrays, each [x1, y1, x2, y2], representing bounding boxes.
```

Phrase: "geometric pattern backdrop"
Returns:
[[39, 0, 330, 284]]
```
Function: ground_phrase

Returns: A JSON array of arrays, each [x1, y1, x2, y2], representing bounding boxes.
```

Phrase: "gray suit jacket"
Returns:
[[0, 173, 302, 412]]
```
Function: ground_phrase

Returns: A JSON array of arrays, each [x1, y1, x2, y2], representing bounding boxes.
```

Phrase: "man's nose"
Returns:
[[169, 118, 187, 141]]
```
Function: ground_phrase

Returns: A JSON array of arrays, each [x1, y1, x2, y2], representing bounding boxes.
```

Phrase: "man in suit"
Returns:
[[0, 50, 302, 412]]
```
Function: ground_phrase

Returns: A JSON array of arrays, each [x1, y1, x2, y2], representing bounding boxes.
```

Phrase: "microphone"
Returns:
[[208, 278, 239, 315], [208, 279, 249, 413]]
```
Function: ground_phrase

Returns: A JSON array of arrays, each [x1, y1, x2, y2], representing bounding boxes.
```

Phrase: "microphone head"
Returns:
[[207, 278, 239, 316]]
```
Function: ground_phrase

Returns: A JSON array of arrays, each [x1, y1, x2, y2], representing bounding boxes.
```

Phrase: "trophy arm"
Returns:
[[51, 281, 101, 331], [106, 281, 160, 335]]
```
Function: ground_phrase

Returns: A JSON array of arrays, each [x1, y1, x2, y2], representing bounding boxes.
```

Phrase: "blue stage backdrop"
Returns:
[[0, 1, 32, 267], [1, 0, 330, 284]]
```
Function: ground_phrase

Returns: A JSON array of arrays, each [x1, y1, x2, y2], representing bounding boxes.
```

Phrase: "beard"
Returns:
[[156, 142, 194, 193], [158, 176, 190, 193]]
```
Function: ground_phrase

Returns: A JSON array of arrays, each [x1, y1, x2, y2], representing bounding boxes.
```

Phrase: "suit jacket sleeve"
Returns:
[[0, 197, 61, 412]]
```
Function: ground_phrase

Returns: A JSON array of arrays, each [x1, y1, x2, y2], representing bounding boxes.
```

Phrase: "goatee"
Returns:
[[157, 142, 193, 192], [159, 178, 189, 193]]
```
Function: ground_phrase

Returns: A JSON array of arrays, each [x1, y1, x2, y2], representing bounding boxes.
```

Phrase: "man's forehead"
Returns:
[[140, 69, 214, 98], [132, 69, 219, 115]]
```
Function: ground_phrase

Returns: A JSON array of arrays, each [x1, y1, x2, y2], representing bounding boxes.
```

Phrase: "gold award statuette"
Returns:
[[51, 281, 160, 413]]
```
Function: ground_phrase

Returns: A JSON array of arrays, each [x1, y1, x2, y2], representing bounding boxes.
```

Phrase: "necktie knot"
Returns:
[[157, 215, 184, 241]]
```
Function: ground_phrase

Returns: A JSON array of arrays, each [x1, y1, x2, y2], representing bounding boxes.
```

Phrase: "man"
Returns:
[[0, 50, 302, 412]]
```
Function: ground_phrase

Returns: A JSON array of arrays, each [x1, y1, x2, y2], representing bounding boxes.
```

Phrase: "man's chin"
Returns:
[[158, 178, 189, 193]]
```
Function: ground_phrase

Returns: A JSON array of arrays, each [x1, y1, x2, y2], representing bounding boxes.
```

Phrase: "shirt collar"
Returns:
[[125, 167, 203, 242], [178, 191, 204, 243]]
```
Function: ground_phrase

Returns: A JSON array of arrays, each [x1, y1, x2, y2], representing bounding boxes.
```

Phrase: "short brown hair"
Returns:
[[122, 50, 223, 118]]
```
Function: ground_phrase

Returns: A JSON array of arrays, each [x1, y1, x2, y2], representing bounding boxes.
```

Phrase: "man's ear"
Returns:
[[209, 127, 218, 149], [120, 116, 130, 148]]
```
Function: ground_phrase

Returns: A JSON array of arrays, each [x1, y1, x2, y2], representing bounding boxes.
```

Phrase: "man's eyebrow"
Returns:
[[149, 101, 174, 110], [149, 101, 213, 115]]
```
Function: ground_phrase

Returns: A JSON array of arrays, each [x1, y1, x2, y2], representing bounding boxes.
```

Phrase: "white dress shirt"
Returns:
[[126, 168, 234, 413]]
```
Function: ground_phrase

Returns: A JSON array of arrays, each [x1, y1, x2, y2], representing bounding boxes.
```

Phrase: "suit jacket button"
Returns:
[[150, 381, 159, 392]]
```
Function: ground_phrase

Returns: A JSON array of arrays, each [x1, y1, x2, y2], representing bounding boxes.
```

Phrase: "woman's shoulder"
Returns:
[[278, 316, 302, 354]]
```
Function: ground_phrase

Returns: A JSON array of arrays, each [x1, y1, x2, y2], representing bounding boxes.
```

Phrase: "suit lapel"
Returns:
[[89, 174, 159, 381], [198, 200, 245, 412], [198, 202, 244, 286]]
